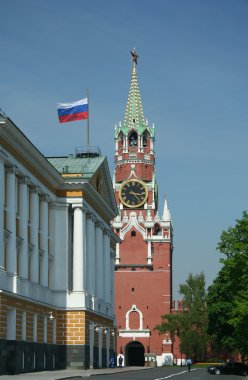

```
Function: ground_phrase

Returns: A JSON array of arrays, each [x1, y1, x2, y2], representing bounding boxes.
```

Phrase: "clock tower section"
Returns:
[[112, 50, 174, 366]]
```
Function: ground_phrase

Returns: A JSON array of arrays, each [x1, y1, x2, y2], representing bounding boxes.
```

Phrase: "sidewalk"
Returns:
[[0, 366, 151, 380]]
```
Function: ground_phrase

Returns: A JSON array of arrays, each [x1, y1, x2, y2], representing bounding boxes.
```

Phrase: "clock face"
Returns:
[[119, 179, 148, 208]]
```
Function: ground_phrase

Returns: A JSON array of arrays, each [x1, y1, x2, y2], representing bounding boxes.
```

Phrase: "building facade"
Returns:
[[0, 114, 119, 374], [112, 50, 173, 367]]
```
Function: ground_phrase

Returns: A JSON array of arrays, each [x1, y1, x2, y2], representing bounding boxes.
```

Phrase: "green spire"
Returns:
[[123, 50, 146, 131], [115, 49, 155, 138]]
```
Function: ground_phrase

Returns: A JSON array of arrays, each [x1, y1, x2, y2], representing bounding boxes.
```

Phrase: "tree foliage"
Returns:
[[155, 272, 208, 361], [207, 211, 248, 360]]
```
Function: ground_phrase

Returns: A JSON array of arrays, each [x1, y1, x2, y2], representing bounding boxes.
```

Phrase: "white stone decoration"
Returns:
[[120, 212, 146, 240]]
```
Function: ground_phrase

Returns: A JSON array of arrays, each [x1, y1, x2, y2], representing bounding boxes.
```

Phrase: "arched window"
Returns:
[[154, 223, 161, 236], [142, 130, 150, 148], [118, 131, 124, 148], [131, 231, 136, 237], [129, 132, 138, 146]]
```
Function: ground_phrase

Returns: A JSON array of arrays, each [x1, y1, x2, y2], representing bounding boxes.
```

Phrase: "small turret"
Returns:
[[161, 196, 171, 223]]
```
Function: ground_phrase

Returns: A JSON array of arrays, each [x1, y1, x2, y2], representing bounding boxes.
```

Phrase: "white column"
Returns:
[[103, 230, 110, 304], [6, 167, 17, 279], [73, 206, 86, 291], [50, 203, 69, 291], [18, 177, 29, 280], [0, 156, 5, 269], [147, 241, 152, 265], [95, 222, 104, 301], [89, 323, 94, 369], [30, 188, 39, 283], [124, 137, 128, 151], [40, 196, 48, 287], [91, 216, 96, 297], [115, 243, 120, 264], [98, 329, 102, 368], [110, 250, 115, 310], [106, 327, 110, 367], [48, 203, 56, 290], [86, 212, 95, 297]]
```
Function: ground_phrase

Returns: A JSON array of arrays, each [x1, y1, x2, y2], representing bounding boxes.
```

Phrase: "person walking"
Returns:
[[118, 355, 123, 368], [186, 357, 192, 372], [109, 356, 115, 368]]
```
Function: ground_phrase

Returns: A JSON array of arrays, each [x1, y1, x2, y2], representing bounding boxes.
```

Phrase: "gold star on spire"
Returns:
[[130, 48, 139, 64]]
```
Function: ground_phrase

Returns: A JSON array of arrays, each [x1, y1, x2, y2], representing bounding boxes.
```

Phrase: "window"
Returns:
[[7, 308, 16, 340], [154, 223, 161, 236], [131, 231, 136, 237], [52, 319, 56, 344], [53, 354, 56, 369], [43, 316, 47, 343], [33, 352, 37, 370], [22, 351, 26, 369], [22, 312, 26, 341], [129, 132, 138, 146], [33, 314, 37, 342]]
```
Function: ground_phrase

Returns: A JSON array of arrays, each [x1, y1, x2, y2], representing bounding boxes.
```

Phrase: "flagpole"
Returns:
[[87, 90, 90, 151]]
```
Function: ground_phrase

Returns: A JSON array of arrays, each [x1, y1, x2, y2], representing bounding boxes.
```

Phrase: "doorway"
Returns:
[[125, 341, 145, 366]]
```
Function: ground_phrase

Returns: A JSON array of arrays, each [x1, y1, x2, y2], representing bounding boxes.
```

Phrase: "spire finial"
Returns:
[[130, 48, 139, 65], [162, 194, 171, 222]]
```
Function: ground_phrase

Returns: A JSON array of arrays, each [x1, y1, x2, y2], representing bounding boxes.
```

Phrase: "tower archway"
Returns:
[[125, 341, 145, 366]]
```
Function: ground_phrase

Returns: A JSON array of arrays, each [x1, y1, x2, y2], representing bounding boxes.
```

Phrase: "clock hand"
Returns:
[[131, 191, 143, 196], [129, 191, 140, 201]]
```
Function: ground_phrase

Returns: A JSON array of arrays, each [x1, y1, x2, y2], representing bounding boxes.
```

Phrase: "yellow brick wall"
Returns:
[[0, 294, 55, 343], [0, 294, 116, 348], [56, 310, 86, 345]]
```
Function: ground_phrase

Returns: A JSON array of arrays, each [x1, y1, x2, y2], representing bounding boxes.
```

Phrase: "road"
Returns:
[[80, 367, 245, 380]]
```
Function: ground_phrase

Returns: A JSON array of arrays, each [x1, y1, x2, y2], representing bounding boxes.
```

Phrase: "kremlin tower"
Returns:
[[112, 49, 174, 366]]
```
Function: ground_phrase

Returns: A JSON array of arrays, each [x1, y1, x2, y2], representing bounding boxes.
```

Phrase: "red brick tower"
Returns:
[[112, 49, 173, 367]]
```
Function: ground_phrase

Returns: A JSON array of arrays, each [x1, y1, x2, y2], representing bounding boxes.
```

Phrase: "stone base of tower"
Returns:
[[116, 335, 175, 368]]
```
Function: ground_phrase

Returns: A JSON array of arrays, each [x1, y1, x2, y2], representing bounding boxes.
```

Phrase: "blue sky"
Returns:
[[1, 0, 248, 299]]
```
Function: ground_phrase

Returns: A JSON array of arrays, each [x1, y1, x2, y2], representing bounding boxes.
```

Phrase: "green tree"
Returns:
[[207, 211, 248, 361], [155, 272, 208, 361]]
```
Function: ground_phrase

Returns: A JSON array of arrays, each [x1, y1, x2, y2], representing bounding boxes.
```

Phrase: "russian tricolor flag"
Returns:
[[57, 98, 88, 123]]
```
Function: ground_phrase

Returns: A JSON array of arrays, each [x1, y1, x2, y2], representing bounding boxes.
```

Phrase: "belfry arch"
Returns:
[[125, 341, 145, 366]]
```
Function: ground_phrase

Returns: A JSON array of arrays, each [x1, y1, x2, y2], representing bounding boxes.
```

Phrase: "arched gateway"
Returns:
[[125, 341, 145, 366]]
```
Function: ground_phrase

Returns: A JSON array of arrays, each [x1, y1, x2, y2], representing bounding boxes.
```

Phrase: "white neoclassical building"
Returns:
[[0, 113, 119, 375]]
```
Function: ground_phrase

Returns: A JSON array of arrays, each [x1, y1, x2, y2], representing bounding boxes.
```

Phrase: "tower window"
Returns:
[[131, 288, 135, 293], [131, 231, 136, 237], [129, 132, 137, 146], [154, 224, 161, 236], [133, 118, 135, 123]]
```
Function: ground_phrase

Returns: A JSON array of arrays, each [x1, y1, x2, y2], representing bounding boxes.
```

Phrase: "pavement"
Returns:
[[0, 366, 152, 380]]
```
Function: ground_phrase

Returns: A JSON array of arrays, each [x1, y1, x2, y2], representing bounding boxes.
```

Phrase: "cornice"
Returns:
[[116, 159, 154, 165], [83, 183, 118, 222], [0, 118, 63, 191]]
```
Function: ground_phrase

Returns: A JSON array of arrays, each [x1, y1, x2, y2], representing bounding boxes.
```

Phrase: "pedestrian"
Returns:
[[186, 357, 192, 372], [109, 356, 115, 368], [118, 355, 123, 368]]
